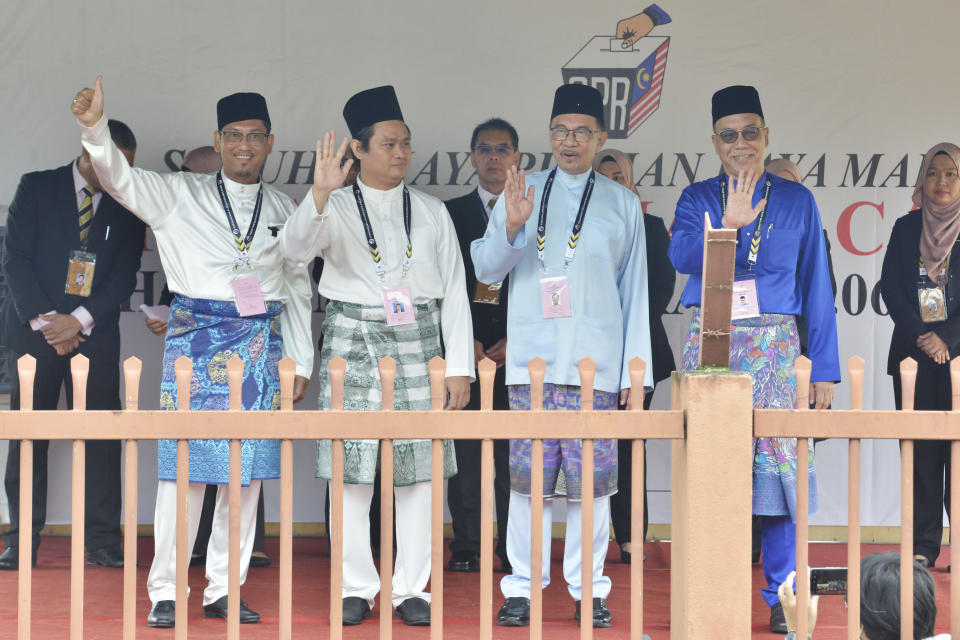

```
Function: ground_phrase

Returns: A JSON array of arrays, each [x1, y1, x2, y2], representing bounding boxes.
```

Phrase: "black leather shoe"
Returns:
[[249, 551, 271, 568], [497, 597, 530, 626], [0, 546, 37, 570], [203, 596, 260, 623], [342, 597, 371, 625], [147, 600, 175, 628], [447, 550, 479, 572], [394, 597, 431, 626], [87, 546, 124, 568], [574, 598, 612, 628], [770, 602, 787, 633]]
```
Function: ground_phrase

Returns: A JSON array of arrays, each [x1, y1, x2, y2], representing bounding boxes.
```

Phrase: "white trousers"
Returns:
[[341, 482, 432, 609], [147, 479, 261, 606], [501, 490, 611, 601]]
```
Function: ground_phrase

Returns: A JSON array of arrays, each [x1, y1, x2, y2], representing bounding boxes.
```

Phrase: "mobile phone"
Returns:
[[810, 567, 847, 595]]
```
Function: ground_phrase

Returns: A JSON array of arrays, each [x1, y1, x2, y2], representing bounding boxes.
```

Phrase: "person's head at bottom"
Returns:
[[859, 552, 937, 640]]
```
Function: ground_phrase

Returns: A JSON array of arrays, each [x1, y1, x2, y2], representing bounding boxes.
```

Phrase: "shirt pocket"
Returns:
[[511, 315, 557, 367], [759, 229, 801, 273]]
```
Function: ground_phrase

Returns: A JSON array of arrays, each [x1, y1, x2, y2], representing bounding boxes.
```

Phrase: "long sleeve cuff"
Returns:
[[71, 306, 95, 336]]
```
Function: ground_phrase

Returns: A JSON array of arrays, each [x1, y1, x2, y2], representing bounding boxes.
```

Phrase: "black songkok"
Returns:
[[551, 84, 605, 128], [711, 85, 763, 124], [343, 85, 405, 138], [217, 92, 271, 132]]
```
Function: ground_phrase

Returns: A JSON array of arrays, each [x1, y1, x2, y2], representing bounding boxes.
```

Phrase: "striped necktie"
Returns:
[[78, 185, 94, 243]]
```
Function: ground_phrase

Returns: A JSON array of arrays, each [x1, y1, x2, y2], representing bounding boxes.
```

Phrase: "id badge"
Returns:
[[231, 276, 267, 317], [382, 285, 416, 326], [540, 275, 572, 319], [474, 280, 502, 305], [919, 286, 948, 323], [731, 278, 761, 320], [65, 250, 96, 297]]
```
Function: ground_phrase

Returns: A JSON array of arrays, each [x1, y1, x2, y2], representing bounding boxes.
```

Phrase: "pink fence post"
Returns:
[[578, 357, 596, 640], [379, 356, 397, 640], [478, 357, 497, 640], [428, 355, 446, 639], [628, 357, 647, 639], [16, 354, 36, 640], [174, 355, 192, 639], [529, 357, 546, 640], [328, 356, 347, 640], [794, 356, 811, 640], [899, 357, 918, 639], [70, 354, 90, 640], [847, 355, 865, 640], [951, 357, 960, 639], [226, 356, 244, 640], [122, 357, 142, 640], [278, 357, 296, 640]]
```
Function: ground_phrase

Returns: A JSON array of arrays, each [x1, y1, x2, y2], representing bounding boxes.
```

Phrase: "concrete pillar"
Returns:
[[671, 369, 754, 639]]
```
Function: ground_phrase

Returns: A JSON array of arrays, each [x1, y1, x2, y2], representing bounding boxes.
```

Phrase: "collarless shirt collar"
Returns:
[[556, 166, 591, 189], [220, 171, 261, 199], [357, 177, 404, 208]]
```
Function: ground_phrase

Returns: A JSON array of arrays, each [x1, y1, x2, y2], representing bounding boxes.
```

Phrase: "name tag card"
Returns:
[[232, 276, 267, 317], [731, 279, 761, 320], [540, 275, 572, 319], [919, 286, 947, 323], [474, 281, 503, 305], [65, 250, 96, 297], [382, 285, 416, 326]]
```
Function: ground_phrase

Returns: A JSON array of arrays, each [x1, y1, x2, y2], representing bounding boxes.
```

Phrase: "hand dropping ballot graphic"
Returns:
[[561, 4, 671, 139]]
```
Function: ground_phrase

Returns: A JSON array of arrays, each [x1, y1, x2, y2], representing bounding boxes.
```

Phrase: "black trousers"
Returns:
[[4, 349, 122, 552], [192, 483, 267, 556], [446, 366, 511, 562], [893, 367, 953, 565], [609, 388, 654, 547]]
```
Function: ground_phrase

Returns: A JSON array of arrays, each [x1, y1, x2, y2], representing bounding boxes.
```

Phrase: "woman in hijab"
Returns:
[[592, 149, 676, 563], [880, 142, 960, 569]]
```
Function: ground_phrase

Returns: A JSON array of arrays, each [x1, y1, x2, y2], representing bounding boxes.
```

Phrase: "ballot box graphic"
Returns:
[[561, 36, 670, 139]]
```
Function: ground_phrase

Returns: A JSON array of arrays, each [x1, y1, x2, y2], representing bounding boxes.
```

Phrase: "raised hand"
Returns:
[[71, 75, 105, 127], [504, 166, 535, 244], [312, 130, 352, 194], [721, 169, 767, 229]]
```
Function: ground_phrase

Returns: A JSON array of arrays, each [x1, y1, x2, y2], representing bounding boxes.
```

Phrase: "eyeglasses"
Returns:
[[713, 125, 764, 144], [219, 130, 269, 146], [550, 126, 598, 143], [474, 144, 515, 156]]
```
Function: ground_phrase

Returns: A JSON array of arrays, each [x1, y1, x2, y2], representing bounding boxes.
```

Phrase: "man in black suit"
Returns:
[[1, 120, 145, 569], [444, 118, 519, 573]]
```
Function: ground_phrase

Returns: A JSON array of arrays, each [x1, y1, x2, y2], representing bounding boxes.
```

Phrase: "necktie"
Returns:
[[78, 185, 94, 243], [487, 197, 497, 210]]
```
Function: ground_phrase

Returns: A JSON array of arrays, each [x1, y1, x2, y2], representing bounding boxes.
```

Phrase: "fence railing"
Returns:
[[2, 352, 687, 640]]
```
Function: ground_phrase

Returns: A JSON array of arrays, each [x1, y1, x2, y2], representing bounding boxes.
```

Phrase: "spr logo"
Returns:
[[561, 4, 672, 139]]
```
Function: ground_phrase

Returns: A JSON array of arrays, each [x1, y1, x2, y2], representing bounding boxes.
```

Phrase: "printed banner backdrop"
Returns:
[[2, 0, 957, 528]]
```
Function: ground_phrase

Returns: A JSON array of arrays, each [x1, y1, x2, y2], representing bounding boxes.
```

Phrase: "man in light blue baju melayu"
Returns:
[[471, 83, 653, 628]]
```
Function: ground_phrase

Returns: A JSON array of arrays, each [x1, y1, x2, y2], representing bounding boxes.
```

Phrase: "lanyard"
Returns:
[[353, 182, 412, 281], [536, 168, 595, 270], [215, 171, 264, 266], [720, 175, 772, 270]]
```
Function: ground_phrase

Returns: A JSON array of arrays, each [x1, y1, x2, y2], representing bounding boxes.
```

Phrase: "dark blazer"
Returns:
[[445, 189, 507, 348], [880, 209, 960, 377], [2, 162, 146, 358], [644, 213, 676, 384]]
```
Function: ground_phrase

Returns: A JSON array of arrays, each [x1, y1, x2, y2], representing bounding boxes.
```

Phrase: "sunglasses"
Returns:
[[714, 125, 764, 144]]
